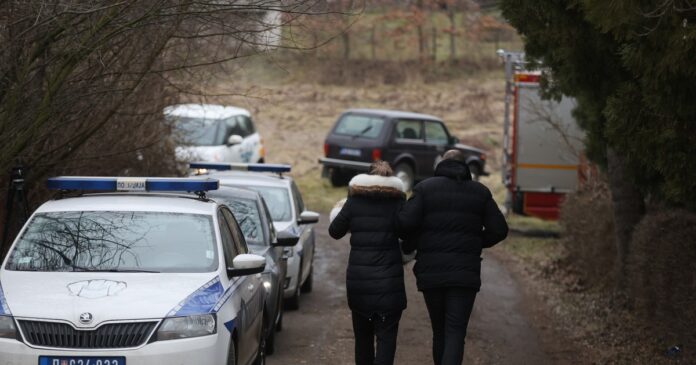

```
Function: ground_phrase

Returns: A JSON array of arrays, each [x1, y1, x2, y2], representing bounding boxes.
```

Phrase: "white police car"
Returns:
[[0, 177, 268, 365], [190, 163, 319, 310], [166, 104, 265, 164]]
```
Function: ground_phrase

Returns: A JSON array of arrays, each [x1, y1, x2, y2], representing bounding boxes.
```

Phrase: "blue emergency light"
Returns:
[[46, 176, 219, 192], [190, 162, 291, 174]]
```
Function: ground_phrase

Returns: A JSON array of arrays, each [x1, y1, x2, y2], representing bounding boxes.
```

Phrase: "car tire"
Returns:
[[275, 306, 284, 332], [226, 337, 237, 365], [265, 314, 276, 355], [394, 163, 415, 192], [300, 266, 313, 293], [284, 286, 300, 310], [254, 318, 267, 365], [329, 168, 349, 187], [468, 162, 482, 181]]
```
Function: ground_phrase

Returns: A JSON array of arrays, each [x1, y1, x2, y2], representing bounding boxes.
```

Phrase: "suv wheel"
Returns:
[[329, 168, 349, 187], [468, 162, 482, 181], [395, 163, 415, 192]]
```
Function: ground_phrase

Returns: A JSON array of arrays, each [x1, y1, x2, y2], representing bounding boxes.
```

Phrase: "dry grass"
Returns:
[[193, 58, 507, 212]]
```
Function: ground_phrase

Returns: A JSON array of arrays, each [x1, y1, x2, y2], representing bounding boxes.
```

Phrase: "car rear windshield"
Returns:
[[5, 211, 218, 273], [333, 114, 385, 139], [211, 196, 265, 246], [232, 185, 292, 222]]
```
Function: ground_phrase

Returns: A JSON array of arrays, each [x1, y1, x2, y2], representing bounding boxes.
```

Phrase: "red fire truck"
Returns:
[[498, 51, 587, 220]]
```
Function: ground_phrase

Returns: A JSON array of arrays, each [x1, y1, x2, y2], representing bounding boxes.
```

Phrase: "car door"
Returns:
[[423, 120, 452, 176], [291, 182, 313, 283], [390, 119, 430, 177], [220, 208, 261, 365]]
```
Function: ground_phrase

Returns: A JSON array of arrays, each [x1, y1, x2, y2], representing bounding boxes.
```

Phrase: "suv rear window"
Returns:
[[334, 115, 384, 139]]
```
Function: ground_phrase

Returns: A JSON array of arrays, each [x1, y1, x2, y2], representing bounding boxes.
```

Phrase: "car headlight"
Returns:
[[157, 314, 216, 341], [0, 315, 17, 339]]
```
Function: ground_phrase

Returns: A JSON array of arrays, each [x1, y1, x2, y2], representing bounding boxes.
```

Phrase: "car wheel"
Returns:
[[468, 162, 482, 181], [226, 337, 237, 365], [254, 318, 267, 365], [300, 266, 313, 293], [265, 315, 276, 355], [329, 168, 349, 187], [394, 163, 415, 192], [275, 308, 283, 332], [284, 286, 300, 310]]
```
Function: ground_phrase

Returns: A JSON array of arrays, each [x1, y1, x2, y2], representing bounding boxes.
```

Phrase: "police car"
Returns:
[[0, 177, 268, 365], [190, 163, 319, 310], [207, 186, 299, 355]]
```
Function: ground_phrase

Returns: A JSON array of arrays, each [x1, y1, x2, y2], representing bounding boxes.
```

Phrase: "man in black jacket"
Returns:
[[399, 150, 508, 365]]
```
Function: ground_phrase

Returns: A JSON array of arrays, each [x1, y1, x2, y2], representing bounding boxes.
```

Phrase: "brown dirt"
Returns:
[[267, 217, 584, 365]]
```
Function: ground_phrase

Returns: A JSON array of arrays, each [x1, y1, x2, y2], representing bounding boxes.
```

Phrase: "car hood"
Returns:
[[175, 145, 226, 162], [1, 271, 218, 327], [454, 143, 485, 155]]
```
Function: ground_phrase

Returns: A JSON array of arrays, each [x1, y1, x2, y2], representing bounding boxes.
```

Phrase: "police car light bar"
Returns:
[[46, 177, 219, 192], [190, 162, 291, 174]]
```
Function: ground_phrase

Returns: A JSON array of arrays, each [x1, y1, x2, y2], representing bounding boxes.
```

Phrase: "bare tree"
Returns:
[[0, 0, 359, 250]]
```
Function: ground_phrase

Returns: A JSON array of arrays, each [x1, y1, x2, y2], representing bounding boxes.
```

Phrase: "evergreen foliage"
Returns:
[[500, 0, 696, 208]]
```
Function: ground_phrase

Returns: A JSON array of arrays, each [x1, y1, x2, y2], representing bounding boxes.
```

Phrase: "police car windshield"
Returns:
[[174, 117, 226, 146], [210, 196, 265, 246], [5, 211, 218, 273], [232, 186, 292, 222]]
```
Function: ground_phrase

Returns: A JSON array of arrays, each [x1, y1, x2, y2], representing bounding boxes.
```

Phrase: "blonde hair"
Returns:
[[369, 160, 393, 177]]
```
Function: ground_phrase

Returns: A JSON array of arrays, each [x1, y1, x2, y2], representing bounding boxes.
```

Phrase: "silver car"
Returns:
[[191, 163, 319, 310], [207, 186, 299, 355]]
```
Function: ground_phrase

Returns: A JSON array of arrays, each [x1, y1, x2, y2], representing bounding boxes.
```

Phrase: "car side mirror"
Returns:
[[273, 230, 299, 247], [227, 135, 243, 146], [298, 211, 319, 225], [227, 254, 265, 277], [449, 136, 460, 145]]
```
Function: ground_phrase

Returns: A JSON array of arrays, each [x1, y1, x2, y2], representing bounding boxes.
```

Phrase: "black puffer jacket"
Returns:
[[399, 159, 508, 291], [329, 174, 407, 314]]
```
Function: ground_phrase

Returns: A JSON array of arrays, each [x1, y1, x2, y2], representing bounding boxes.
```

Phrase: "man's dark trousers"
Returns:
[[351, 311, 402, 365], [423, 287, 478, 365]]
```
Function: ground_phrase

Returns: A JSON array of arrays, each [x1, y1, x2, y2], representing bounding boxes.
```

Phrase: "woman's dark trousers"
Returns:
[[423, 287, 477, 365], [351, 311, 402, 365]]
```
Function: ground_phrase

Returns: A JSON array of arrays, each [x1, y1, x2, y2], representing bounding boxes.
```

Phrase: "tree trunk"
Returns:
[[342, 30, 350, 60], [417, 0, 425, 60], [606, 147, 645, 291], [431, 26, 437, 61], [447, 9, 456, 62]]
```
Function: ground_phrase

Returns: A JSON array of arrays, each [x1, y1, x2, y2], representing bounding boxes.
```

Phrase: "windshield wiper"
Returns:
[[352, 125, 373, 139]]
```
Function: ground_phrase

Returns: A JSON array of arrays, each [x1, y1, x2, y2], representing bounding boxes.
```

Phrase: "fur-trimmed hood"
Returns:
[[348, 174, 405, 199]]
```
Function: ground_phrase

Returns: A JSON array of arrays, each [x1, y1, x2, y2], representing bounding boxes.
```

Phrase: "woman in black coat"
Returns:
[[328, 160, 407, 365]]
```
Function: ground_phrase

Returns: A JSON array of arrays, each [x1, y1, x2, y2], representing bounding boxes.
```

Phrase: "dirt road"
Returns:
[[267, 217, 579, 365]]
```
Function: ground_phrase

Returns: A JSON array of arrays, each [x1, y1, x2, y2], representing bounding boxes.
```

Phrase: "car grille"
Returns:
[[18, 320, 157, 349]]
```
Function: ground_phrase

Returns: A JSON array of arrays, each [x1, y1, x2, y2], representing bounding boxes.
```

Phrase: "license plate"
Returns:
[[339, 148, 361, 157], [39, 356, 125, 365]]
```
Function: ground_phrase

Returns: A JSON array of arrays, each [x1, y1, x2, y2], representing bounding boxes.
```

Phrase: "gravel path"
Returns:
[[267, 217, 581, 365]]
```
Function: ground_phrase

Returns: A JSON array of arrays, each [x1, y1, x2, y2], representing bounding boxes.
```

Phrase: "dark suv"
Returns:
[[319, 109, 488, 190]]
